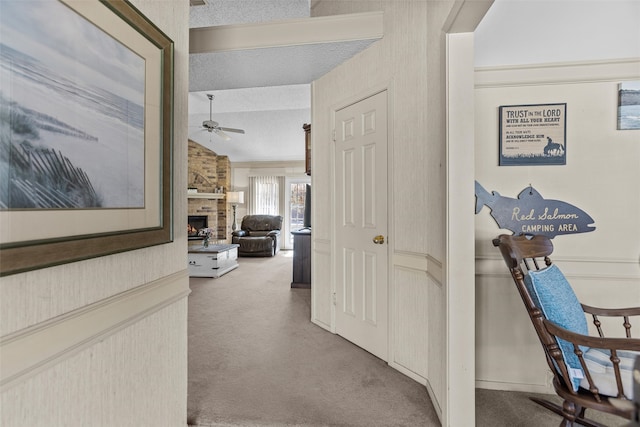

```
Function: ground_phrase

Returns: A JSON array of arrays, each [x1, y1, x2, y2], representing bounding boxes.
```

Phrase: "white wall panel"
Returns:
[[0, 0, 190, 424], [1, 301, 188, 427], [475, 271, 550, 392], [311, 239, 332, 329], [392, 266, 429, 379], [426, 272, 445, 415], [475, 59, 640, 392]]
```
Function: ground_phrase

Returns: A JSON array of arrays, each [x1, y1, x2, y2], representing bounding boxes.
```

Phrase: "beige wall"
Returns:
[[474, 58, 640, 393], [0, 0, 190, 425], [311, 0, 460, 421]]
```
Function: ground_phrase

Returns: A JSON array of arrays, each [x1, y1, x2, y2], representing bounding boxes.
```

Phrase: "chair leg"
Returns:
[[529, 398, 606, 427], [560, 400, 578, 427]]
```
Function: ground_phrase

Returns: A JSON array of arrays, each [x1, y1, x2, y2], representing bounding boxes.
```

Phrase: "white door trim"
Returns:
[[329, 83, 394, 354], [444, 32, 476, 427]]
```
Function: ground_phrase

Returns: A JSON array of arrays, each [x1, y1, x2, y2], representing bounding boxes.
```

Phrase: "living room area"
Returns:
[[186, 124, 311, 281]]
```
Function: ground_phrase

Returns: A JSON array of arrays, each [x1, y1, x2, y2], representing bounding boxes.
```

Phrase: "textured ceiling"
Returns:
[[187, 0, 376, 163], [189, 40, 376, 92], [189, 0, 310, 28]]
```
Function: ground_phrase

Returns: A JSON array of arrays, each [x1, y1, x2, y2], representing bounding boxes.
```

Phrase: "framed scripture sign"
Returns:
[[499, 103, 567, 166], [0, 0, 174, 276]]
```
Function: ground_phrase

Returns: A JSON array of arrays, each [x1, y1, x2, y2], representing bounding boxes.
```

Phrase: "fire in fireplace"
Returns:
[[188, 215, 208, 239]]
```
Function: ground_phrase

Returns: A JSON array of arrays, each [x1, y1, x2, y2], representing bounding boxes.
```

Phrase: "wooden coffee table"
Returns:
[[188, 243, 239, 278]]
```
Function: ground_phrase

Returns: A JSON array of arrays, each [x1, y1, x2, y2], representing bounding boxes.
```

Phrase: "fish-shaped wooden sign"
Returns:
[[475, 181, 596, 238]]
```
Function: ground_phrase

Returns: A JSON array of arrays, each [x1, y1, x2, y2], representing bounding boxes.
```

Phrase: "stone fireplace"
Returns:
[[188, 140, 231, 241]]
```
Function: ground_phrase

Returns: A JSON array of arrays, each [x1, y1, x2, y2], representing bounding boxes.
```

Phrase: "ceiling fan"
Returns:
[[200, 94, 245, 140]]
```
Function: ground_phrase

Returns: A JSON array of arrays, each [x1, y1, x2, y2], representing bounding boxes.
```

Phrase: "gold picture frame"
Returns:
[[0, 0, 174, 276]]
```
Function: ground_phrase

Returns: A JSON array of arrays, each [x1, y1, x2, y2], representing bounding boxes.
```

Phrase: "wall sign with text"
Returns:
[[475, 181, 596, 239], [499, 103, 567, 166]]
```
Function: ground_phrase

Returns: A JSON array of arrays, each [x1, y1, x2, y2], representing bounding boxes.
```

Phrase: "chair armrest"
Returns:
[[581, 304, 640, 317], [266, 230, 280, 237], [544, 319, 640, 351], [581, 304, 640, 338], [232, 230, 248, 237]]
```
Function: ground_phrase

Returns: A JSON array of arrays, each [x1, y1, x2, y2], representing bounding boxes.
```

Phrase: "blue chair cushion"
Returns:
[[524, 264, 589, 391]]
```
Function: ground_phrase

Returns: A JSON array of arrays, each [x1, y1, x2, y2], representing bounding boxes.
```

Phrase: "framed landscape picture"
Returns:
[[0, 0, 174, 275], [499, 103, 567, 166], [618, 81, 640, 130]]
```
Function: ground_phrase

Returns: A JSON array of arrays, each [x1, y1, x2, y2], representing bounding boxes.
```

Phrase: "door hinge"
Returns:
[[332, 292, 337, 305], [332, 129, 336, 141]]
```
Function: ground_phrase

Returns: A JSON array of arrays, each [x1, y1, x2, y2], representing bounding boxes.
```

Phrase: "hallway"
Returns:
[[186, 253, 625, 427], [187, 252, 439, 426]]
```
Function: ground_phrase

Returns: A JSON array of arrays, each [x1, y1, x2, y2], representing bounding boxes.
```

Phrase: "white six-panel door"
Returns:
[[334, 90, 388, 361]]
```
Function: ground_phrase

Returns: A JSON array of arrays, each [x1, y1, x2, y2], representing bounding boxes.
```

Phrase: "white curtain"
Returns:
[[248, 176, 285, 216]]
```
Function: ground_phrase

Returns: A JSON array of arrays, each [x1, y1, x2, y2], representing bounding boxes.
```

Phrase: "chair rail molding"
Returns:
[[0, 270, 190, 391], [475, 57, 640, 88]]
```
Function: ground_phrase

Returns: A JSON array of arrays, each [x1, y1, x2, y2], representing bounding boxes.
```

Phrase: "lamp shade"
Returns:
[[227, 191, 244, 204]]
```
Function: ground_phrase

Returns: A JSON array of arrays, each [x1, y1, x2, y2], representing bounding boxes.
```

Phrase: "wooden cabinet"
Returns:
[[291, 229, 311, 288], [303, 123, 311, 176]]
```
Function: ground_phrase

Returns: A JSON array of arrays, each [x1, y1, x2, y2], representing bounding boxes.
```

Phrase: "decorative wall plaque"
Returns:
[[475, 181, 595, 238], [499, 103, 567, 166]]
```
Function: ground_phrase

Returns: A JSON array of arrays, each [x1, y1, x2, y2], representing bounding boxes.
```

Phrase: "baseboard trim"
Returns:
[[475, 379, 553, 395], [388, 360, 427, 386], [424, 379, 443, 425], [0, 270, 190, 391]]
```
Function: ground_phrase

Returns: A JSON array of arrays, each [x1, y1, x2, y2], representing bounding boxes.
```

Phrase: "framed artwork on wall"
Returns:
[[498, 103, 567, 166], [618, 81, 640, 130], [0, 0, 174, 276]]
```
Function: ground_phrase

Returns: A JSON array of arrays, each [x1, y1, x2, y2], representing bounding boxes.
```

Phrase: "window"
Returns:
[[248, 176, 284, 215], [290, 182, 306, 230], [285, 179, 310, 247]]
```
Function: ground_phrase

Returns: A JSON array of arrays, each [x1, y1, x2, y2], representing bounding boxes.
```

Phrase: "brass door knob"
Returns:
[[373, 235, 385, 244]]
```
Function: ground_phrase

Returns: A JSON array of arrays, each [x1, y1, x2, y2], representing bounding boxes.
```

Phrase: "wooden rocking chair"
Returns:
[[492, 234, 640, 427]]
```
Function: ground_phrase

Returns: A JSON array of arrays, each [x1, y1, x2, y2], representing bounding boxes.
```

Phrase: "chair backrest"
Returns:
[[241, 215, 283, 232], [492, 234, 577, 393]]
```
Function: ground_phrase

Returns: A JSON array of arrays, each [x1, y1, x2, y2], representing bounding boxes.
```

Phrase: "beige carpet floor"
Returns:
[[187, 252, 625, 426]]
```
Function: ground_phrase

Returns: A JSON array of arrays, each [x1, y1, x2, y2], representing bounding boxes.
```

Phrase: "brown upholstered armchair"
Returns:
[[231, 215, 283, 257]]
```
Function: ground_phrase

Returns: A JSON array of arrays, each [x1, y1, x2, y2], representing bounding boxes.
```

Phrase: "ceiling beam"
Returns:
[[190, 11, 384, 54]]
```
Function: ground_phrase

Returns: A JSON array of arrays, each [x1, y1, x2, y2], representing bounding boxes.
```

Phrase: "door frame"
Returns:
[[329, 83, 394, 348]]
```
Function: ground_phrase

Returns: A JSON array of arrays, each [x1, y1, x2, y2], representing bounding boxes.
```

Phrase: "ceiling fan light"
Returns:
[[214, 129, 231, 141]]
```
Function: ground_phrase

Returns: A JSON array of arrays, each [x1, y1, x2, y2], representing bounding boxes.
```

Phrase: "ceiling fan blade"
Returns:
[[213, 128, 231, 141], [218, 127, 245, 134]]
